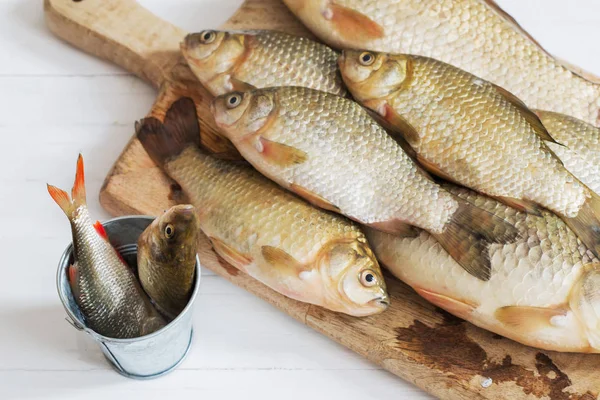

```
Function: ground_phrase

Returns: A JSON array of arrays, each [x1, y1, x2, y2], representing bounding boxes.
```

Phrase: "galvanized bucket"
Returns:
[[56, 215, 201, 379]]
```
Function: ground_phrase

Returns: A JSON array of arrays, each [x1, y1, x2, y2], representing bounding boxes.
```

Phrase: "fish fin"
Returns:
[[136, 97, 201, 167], [230, 77, 257, 92], [414, 288, 476, 319], [261, 246, 308, 275], [415, 154, 460, 184], [493, 195, 543, 216], [327, 2, 384, 41], [432, 200, 520, 281], [563, 193, 600, 258], [490, 83, 562, 146], [47, 184, 73, 217], [93, 221, 108, 240], [258, 137, 308, 167], [68, 263, 81, 299], [380, 104, 421, 146], [495, 306, 566, 333], [368, 219, 421, 238], [290, 184, 340, 213], [71, 154, 87, 206], [209, 237, 252, 272], [141, 316, 166, 336]]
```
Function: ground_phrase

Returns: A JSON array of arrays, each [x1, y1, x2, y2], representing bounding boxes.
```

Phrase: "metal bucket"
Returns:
[[56, 215, 201, 379]]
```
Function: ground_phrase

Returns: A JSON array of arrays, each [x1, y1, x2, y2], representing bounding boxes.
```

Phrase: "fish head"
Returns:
[[339, 50, 410, 102], [319, 239, 389, 316], [148, 204, 201, 263], [182, 30, 247, 95], [211, 89, 277, 141]]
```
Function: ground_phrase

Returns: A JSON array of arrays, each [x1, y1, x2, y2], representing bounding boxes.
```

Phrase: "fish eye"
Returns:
[[359, 269, 378, 287], [200, 30, 216, 44], [165, 224, 175, 239], [359, 52, 375, 66], [226, 93, 243, 109]]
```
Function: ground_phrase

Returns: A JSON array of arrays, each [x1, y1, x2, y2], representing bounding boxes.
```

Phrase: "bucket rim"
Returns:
[[56, 214, 201, 344]]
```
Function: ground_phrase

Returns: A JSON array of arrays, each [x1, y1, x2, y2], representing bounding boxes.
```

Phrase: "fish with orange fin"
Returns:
[[211, 86, 519, 281], [284, 0, 600, 126], [135, 97, 389, 317], [367, 183, 600, 353], [339, 50, 600, 260], [48, 155, 166, 338]]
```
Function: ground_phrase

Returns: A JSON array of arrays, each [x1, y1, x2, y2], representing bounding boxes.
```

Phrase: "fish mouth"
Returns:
[[372, 295, 390, 310]]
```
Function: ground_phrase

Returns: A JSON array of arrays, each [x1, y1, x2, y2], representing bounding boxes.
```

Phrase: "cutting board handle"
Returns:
[[44, 0, 186, 88]]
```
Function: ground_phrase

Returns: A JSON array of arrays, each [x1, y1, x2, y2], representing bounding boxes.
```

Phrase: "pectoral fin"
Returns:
[[414, 288, 476, 320], [494, 196, 543, 216], [290, 184, 340, 213], [327, 3, 384, 41], [381, 104, 421, 146], [495, 306, 567, 333], [68, 263, 81, 299], [209, 237, 252, 272], [415, 154, 459, 184], [261, 246, 309, 276], [258, 137, 308, 167]]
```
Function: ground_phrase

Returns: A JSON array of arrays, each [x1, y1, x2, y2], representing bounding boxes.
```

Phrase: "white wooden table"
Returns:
[[1, 1, 599, 399]]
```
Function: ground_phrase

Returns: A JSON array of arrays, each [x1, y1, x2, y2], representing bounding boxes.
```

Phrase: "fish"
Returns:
[[283, 0, 600, 126], [211, 86, 519, 281], [181, 30, 346, 97], [536, 110, 600, 197], [366, 183, 600, 353], [135, 97, 389, 317], [339, 50, 600, 259], [47, 155, 166, 338], [137, 205, 200, 320]]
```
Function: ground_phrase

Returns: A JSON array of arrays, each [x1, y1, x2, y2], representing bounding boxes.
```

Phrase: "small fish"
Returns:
[[339, 50, 600, 259], [367, 184, 600, 353], [48, 155, 166, 338], [284, 0, 600, 126], [211, 86, 519, 281], [181, 30, 346, 97], [137, 205, 200, 320], [536, 110, 600, 197], [135, 97, 389, 317]]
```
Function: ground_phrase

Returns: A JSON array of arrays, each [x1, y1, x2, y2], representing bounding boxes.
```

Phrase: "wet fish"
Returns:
[[211, 86, 519, 281], [48, 155, 166, 338], [181, 30, 346, 97], [135, 97, 389, 317], [536, 110, 600, 197], [339, 50, 600, 259], [138, 205, 200, 320], [367, 184, 600, 353], [284, 0, 600, 126]]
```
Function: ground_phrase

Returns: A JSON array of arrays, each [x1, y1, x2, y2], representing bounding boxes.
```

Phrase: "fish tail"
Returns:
[[432, 200, 520, 281], [135, 97, 200, 167], [564, 192, 600, 258], [71, 154, 86, 207], [47, 184, 74, 217]]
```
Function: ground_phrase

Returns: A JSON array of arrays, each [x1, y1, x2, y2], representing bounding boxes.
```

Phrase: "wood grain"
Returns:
[[44, 0, 600, 398]]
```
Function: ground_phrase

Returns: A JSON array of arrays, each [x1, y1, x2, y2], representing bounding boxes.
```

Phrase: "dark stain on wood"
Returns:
[[395, 318, 597, 399]]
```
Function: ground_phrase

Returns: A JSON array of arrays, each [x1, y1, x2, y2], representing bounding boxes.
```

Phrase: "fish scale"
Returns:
[[285, 0, 600, 126]]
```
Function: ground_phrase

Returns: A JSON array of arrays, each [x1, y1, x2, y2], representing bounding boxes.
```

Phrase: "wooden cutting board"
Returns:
[[44, 0, 600, 398]]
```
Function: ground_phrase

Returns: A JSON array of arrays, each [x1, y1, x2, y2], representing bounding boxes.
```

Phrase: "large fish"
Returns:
[[366, 184, 600, 353], [138, 205, 200, 320], [339, 50, 600, 259], [211, 86, 518, 281], [48, 155, 166, 338], [135, 97, 389, 317], [181, 30, 346, 97], [537, 110, 600, 197], [283, 0, 600, 126]]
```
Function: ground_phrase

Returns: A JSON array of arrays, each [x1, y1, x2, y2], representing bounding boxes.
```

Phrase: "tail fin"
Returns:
[[47, 154, 87, 217], [432, 200, 520, 281], [564, 192, 600, 258], [136, 97, 200, 167]]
